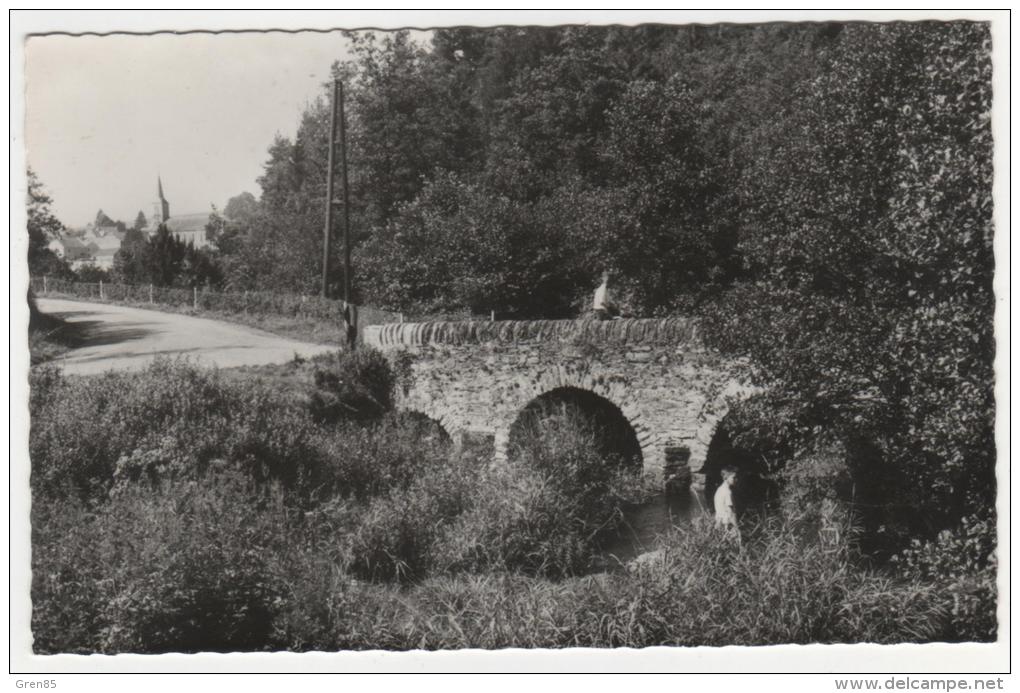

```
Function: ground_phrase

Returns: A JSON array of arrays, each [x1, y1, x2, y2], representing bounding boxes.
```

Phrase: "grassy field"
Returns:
[[180, 307, 350, 345], [28, 355, 996, 653]]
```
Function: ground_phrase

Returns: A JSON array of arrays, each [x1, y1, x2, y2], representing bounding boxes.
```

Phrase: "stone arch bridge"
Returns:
[[363, 318, 754, 492]]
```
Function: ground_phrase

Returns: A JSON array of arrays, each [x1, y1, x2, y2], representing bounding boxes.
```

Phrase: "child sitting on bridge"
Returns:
[[593, 271, 622, 320]]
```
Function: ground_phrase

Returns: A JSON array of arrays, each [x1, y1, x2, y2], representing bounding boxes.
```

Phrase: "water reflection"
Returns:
[[595, 487, 713, 571]]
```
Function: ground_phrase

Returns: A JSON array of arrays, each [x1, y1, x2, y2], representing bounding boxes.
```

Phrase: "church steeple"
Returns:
[[154, 175, 170, 225]]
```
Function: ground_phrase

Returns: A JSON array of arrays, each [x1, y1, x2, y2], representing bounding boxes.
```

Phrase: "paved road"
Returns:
[[35, 298, 338, 375]]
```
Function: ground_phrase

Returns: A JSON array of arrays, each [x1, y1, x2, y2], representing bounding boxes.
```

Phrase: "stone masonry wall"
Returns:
[[363, 318, 753, 489]]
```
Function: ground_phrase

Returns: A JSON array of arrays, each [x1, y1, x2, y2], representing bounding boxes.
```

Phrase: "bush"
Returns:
[[28, 364, 63, 413], [314, 411, 454, 501], [97, 473, 289, 653], [344, 454, 479, 581], [309, 347, 395, 423], [31, 497, 107, 653], [272, 515, 954, 650], [440, 404, 649, 578], [566, 515, 948, 647], [892, 513, 997, 642], [437, 464, 592, 578], [30, 359, 330, 503], [32, 472, 295, 654]]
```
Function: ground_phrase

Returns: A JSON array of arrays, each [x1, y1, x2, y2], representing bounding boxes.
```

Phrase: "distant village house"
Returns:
[[47, 235, 92, 263], [50, 177, 213, 271]]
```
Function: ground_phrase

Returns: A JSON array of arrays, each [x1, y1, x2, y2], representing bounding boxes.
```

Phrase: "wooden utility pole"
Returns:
[[321, 79, 357, 349], [321, 80, 339, 300], [338, 81, 355, 349]]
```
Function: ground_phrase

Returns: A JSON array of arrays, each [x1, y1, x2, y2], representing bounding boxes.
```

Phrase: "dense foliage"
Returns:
[[26, 169, 73, 278], [706, 22, 995, 542], [112, 224, 221, 288]]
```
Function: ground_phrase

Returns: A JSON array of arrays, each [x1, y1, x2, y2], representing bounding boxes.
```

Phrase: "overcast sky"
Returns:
[[25, 31, 356, 228]]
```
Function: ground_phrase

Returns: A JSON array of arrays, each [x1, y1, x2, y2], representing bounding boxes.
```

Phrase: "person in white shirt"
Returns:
[[593, 271, 621, 320], [714, 466, 740, 541]]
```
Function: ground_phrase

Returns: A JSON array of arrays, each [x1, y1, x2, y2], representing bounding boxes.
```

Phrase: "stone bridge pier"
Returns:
[[363, 318, 754, 493]]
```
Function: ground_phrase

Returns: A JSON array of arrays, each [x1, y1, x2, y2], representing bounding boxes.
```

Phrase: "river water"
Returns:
[[594, 487, 713, 570]]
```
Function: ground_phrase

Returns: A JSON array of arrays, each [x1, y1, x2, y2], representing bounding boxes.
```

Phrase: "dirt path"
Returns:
[[34, 298, 338, 375]]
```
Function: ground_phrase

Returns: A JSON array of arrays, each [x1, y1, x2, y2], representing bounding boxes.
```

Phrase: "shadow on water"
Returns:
[[593, 487, 713, 572]]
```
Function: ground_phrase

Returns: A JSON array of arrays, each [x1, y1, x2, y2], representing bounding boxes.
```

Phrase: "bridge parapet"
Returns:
[[363, 317, 703, 350]]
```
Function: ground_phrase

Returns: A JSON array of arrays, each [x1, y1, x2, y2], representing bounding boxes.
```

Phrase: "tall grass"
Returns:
[[29, 358, 994, 652], [29, 359, 329, 501], [273, 516, 951, 650], [437, 406, 651, 578]]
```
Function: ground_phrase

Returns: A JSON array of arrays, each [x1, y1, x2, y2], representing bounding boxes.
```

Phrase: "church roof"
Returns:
[[88, 232, 123, 250], [53, 235, 88, 250], [164, 213, 209, 235]]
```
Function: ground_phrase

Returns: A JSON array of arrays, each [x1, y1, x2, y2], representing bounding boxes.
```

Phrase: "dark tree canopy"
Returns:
[[112, 225, 220, 289], [27, 169, 72, 278], [223, 192, 258, 225], [94, 209, 116, 228]]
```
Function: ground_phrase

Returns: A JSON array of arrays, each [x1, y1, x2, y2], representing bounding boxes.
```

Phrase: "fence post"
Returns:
[[99, 280, 104, 300], [243, 290, 248, 315], [193, 286, 198, 310], [43, 275, 48, 293], [491, 310, 495, 322], [149, 284, 154, 305], [399, 312, 404, 324]]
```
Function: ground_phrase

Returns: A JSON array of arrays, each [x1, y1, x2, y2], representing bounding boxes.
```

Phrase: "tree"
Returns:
[[75, 264, 110, 283], [707, 22, 995, 537], [94, 209, 115, 228], [356, 26, 753, 316], [223, 192, 258, 226], [145, 225, 185, 287], [112, 228, 151, 284], [112, 225, 221, 289], [132, 211, 148, 231], [27, 168, 72, 277], [338, 30, 482, 228], [360, 172, 585, 316]]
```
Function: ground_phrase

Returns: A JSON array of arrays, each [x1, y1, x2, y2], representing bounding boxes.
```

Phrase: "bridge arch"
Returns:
[[394, 405, 457, 444], [505, 385, 645, 471], [700, 412, 777, 517], [688, 380, 759, 479]]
